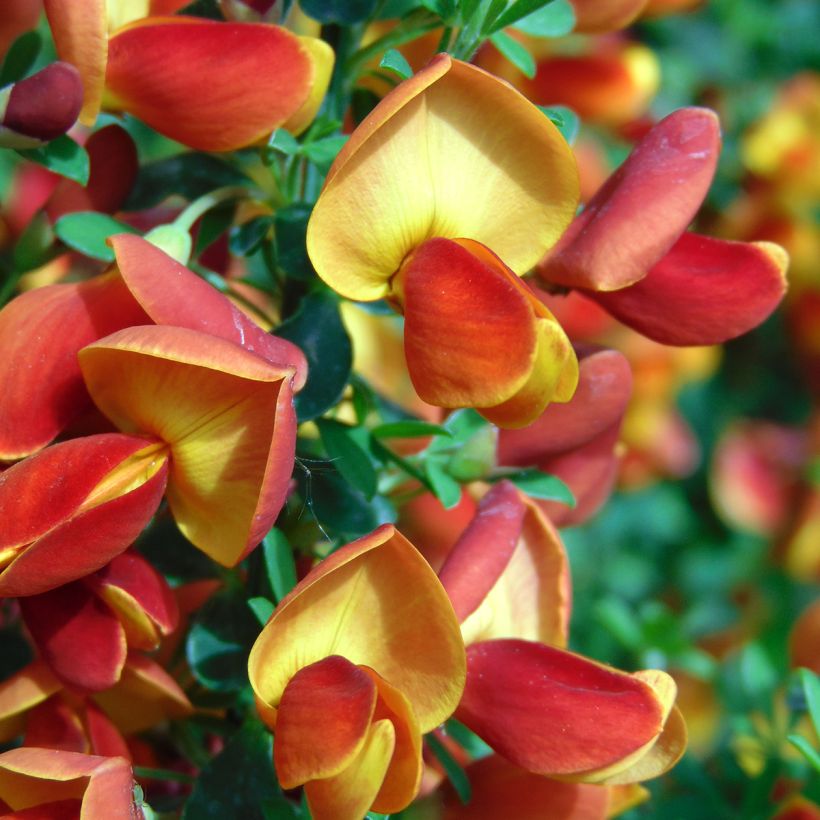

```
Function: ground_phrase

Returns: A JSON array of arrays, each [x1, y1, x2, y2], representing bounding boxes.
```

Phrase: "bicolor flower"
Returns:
[[437, 482, 687, 784], [0, 62, 83, 149], [18, 551, 178, 692], [307, 54, 581, 428], [497, 345, 633, 526], [0, 234, 306, 461], [0, 748, 142, 818], [538, 107, 789, 346], [43, 2, 333, 150], [248, 525, 466, 820]]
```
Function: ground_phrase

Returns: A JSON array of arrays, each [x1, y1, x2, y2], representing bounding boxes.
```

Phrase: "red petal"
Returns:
[[24, 698, 89, 754], [0, 275, 149, 460], [274, 655, 377, 789], [19, 583, 127, 692], [457, 640, 664, 776], [586, 233, 788, 345], [105, 19, 313, 151], [540, 108, 720, 291]]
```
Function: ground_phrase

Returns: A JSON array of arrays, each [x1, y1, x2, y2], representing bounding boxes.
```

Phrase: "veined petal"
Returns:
[[110, 234, 307, 387], [304, 719, 395, 820], [19, 584, 127, 692], [540, 108, 721, 291], [105, 18, 314, 151], [453, 488, 571, 647], [457, 640, 677, 779], [0, 434, 169, 597], [0, 274, 150, 461], [587, 233, 788, 345], [79, 325, 297, 566], [498, 346, 632, 464], [307, 54, 579, 301], [43, 0, 108, 124], [249, 525, 466, 733], [275, 656, 378, 789]]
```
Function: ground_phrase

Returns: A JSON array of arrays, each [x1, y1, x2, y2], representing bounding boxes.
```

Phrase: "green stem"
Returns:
[[173, 186, 252, 232]]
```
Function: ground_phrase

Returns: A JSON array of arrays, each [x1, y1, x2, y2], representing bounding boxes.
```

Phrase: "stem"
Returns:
[[173, 186, 252, 232]]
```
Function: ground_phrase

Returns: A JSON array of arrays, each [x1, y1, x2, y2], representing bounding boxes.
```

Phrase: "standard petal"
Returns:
[[586, 233, 788, 345], [274, 656, 377, 788], [307, 54, 578, 300], [105, 18, 314, 151], [79, 325, 297, 565], [0, 434, 169, 597], [0, 274, 150, 461], [43, 0, 108, 124], [19, 584, 127, 692], [456, 640, 673, 778], [540, 107, 721, 291], [248, 525, 466, 733], [110, 234, 307, 387]]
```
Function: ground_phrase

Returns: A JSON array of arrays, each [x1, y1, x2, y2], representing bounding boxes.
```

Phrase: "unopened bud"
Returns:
[[0, 62, 83, 149]]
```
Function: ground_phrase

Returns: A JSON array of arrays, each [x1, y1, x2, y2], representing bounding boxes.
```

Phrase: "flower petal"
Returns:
[[571, 0, 648, 32], [79, 325, 297, 565], [249, 525, 465, 733], [0, 275, 150, 460], [105, 18, 314, 151], [308, 54, 578, 300], [43, 0, 108, 124], [274, 656, 378, 788], [457, 640, 675, 779], [0, 662, 61, 744], [0, 434, 169, 597], [587, 234, 788, 345], [540, 107, 720, 291], [110, 233, 307, 387], [19, 583, 127, 692]]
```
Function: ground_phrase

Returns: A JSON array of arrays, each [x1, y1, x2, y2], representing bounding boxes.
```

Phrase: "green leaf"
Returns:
[[496, 469, 575, 504], [489, 30, 536, 78], [443, 409, 489, 444], [371, 421, 451, 439], [182, 720, 296, 819], [448, 424, 497, 482], [277, 292, 353, 422], [54, 212, 139, 261], [799, 667, 820, 735], [194, 202, 236, 256], [425, 457, 462, 509], [12, 211, 54, 272], [538, 105, 580, 144], [247, 596, 275, 626], [229, 215, 273, 257], [17, 135, 89, 185], [0, 31, 42, 86], [177, 0, 225, 19], [445, 719, 494, 760], [300, 0, 381, 23], [426, 733, 471, 804], [317, 419, 379, 499], [787, 734, 820, 772], [379, 48, 413, 80], [125, 153, 248, 210], [273, 203, 313, 280], [267, 128, 300, 157], [512, 0, 575, 37], [300, 135, 349, 171], [262, 528, 298, 603], [186, 590, 261, 691]]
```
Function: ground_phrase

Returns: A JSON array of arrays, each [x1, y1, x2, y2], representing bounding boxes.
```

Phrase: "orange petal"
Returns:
[[249, 525, 465, 733], [457, 640, 679, 779], [540, 108, 720, 291], [79, 325, 297, 566], [281, 36, 334, 136], [19, 583, 127, 692], [790, 600, 820, 674], [571, 0, 648, 32], [43, 0, 108, 124], [586, 234, 788, 345], [308, 54, 578, 301], [0, 274, 150, 461], [0, 434, 168, 597], [275, 656, 378, 789], [110, 234, 307, 388], [105, 18, 314, 151], [442, 483, 571, 647]]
